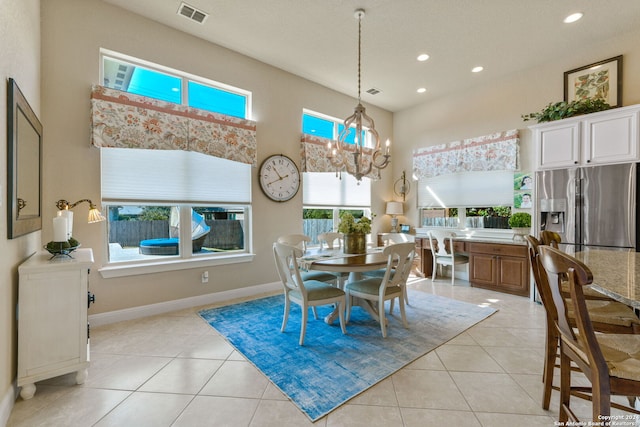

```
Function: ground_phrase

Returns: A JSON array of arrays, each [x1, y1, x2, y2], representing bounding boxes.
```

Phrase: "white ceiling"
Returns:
[[101, 0, 640, 112]]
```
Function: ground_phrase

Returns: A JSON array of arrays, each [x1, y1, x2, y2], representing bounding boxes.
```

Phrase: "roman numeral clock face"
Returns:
[[258, 155, 301, 202]]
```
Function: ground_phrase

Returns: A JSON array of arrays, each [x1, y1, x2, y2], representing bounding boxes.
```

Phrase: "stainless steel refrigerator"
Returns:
[[536, 163, 637, 253]]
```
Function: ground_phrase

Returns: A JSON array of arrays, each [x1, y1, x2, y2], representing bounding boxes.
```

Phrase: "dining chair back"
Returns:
[[537, 245, 640, 423], [428, 229, 469, 285], [344, 242, 415, 337], [272, 242, 347, 345], [276, 233, 338, 285], [277, 233, 310, 251], [318, 232, 342, 250], [540, 230, 562, 248]]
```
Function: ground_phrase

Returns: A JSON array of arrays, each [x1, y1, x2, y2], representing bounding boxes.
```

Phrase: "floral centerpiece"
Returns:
[[338, 213, 372, 254]]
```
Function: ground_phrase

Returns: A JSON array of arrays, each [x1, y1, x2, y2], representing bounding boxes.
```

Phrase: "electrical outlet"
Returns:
[[201, 271, 209, 283]]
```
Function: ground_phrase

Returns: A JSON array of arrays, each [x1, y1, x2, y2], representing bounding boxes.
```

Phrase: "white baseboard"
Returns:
[[88, 282, 281, 327], [0, 382, 17, 427]]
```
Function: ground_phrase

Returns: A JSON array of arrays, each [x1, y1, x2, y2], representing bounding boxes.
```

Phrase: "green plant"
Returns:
[[521, 98, 612, 123], [338, 212, 372, 234], [508, 212, 532, 228]]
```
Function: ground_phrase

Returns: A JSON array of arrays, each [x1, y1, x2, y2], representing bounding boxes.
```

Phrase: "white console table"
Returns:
[[17, 248, 94, 399]]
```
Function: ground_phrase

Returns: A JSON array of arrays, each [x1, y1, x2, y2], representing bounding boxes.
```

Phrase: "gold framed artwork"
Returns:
[[564, 55, 622, 108]]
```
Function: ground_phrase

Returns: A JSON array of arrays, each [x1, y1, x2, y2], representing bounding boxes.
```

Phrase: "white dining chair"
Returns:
[[318, 232, 342, 250], [273, 242, 347, 345], [428, 229, 469, 285], [276, 234, 338, 285], [344, 242, 415, 337]]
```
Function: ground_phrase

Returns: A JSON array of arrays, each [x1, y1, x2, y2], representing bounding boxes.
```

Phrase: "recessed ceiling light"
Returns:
[[417, 87, 427, 93], [471, 66, 484, 73], [417, 53, 430, 62], [564, 12, 583, 23]]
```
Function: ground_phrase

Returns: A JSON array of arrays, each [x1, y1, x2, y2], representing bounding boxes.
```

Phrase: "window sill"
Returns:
[[98, 252, 255, 279]]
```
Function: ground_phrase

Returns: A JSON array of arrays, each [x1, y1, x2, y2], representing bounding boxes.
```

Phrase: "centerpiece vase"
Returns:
[[344, 233, 367, 254]]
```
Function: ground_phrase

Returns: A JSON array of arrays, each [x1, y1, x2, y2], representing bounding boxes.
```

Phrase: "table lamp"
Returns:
[[386, 201, 403, 233]]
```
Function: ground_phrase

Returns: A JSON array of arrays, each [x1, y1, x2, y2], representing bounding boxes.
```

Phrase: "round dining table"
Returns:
[[306, 249, 390, 324]]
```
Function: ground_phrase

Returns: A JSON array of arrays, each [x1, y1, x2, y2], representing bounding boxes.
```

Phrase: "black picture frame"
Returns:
[[564, 55, 622, 107]]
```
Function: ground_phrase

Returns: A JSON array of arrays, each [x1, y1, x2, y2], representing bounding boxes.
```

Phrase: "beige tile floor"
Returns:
[[6, 277, 632, 426]]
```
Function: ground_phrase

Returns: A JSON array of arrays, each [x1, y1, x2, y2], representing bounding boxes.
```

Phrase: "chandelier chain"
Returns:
[[357, 12, 362, 103]]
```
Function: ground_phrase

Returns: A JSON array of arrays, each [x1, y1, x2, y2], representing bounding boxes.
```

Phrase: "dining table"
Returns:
[[298, 247, 391, 324], [574, 249, 640, 310]]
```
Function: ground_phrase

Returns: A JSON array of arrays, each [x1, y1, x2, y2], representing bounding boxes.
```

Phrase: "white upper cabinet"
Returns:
[[532, 104, 640, 170]]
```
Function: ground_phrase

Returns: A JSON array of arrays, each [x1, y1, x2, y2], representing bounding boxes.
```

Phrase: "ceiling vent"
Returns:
[[366, 87, 381, 95], [177, 2, 209, 24]]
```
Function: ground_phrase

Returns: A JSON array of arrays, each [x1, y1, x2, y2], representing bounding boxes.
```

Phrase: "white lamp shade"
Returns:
[[386, 201, 404, 216]]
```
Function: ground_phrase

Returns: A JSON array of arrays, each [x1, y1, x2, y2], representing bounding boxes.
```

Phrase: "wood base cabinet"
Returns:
[[17, 248, 94, 399], [468, 242, 529, 297]]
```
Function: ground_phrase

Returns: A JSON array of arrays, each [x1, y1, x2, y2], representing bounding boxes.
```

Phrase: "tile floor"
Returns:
[[6, 277, 631, 426]]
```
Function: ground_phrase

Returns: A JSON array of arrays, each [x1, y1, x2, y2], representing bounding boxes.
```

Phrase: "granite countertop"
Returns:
[[573, 249, 640, 309], [415, 228, 528, 246]]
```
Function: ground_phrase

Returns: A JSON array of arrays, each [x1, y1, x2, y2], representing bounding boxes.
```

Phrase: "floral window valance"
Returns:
[[300, 134, 380, 180], [90, 85, 257, 167], [412, 129, 519, 179]]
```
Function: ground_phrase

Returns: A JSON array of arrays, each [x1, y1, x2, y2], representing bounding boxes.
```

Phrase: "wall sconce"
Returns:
[[53, 199, 106, 242], [394, 171, 411, 202], [386, 201, 404, 233]]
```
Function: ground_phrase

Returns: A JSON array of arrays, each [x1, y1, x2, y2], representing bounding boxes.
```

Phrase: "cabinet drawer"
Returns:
[[468, 242, 526, 258]]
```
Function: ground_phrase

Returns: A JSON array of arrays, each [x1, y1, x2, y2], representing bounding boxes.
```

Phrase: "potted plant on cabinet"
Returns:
[[508, 212, 532, 241], [521, 98, 611, 123], [338, 212, 372, 254]]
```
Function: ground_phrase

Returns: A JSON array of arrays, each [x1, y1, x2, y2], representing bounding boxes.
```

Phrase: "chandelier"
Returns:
[[327, 9, 390, 181]]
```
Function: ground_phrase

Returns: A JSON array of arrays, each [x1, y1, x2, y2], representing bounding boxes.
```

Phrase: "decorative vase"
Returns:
[[343, 233, 367, 254], [512, 227, 530, 241]]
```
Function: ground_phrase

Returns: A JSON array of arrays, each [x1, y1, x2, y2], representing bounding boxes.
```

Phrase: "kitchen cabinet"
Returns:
[[468, 242, 529, 297], [532, 104, 640, 170], [17, 248, 94, 400]]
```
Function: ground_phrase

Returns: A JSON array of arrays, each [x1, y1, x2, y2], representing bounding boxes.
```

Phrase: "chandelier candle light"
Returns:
[[327, 9, 390, 181]]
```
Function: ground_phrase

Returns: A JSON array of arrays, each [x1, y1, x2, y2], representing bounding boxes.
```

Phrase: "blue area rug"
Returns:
[[199, 291, 496, 421]]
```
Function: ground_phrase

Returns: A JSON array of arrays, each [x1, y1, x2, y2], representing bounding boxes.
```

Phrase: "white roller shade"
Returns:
[[101, 148, 251, 203], [303, 172, 371, 207], [417, 170, 513, 207]]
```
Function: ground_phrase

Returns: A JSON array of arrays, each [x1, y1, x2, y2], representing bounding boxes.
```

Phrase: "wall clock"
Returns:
[[259, 154, 301, 202]]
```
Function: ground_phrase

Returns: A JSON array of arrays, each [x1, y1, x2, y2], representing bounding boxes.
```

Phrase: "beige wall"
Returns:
[[0, 0, 41, 415], [39, 0, 394, 315], [3, 0, 640, 414], [393, 28, 640, 227]]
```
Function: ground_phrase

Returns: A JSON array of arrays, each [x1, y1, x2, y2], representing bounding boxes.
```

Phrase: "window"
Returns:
[[101, 148, 252, 271], [302, 172, 371, 244], [302, 110, 366, 145], [98, 51, 254, 275], [101, 49, 250, 119]]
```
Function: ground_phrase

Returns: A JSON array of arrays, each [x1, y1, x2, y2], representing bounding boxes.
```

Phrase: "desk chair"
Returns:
[[428, 230, 469, 285], [345, 242, 415, 337], [537, 245, 640, 423], [273, 242, 347, 345]]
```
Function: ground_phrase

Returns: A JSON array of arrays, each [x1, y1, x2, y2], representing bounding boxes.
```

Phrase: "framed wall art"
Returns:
[[564, 55, 622, 107]]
